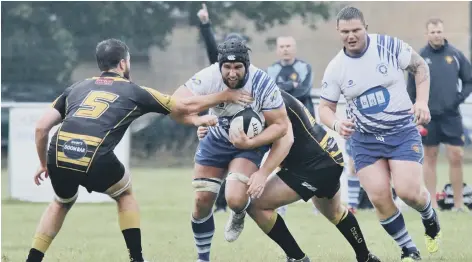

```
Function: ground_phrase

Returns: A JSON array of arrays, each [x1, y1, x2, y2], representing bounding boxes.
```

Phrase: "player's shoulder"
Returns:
[[268, 61, 282, 70], [325, 50, 345, 72], [194, 63, 219, 80], [446, 42, 465, 57], [294, 59, 312, 68]]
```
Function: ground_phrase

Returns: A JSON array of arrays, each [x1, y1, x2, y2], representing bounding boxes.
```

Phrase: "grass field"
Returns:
[[2, 164, 471, 262]]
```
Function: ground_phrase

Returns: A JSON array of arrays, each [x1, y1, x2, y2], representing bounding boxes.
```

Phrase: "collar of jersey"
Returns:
[[426, 39, 448, 53], [100, 72, 124, 78], [343, 35, 370, 59]]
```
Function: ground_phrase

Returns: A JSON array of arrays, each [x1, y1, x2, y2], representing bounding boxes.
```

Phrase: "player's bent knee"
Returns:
[[226, 192, 249, 211], [395, 186, 422, 204], [328, 206, 348, 225]]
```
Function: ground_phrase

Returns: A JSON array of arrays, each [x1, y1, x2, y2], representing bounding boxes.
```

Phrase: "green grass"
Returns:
[[2, 164, 471, 262]]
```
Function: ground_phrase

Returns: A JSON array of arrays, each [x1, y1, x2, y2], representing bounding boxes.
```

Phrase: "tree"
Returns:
[[1, 1, 336, 100]]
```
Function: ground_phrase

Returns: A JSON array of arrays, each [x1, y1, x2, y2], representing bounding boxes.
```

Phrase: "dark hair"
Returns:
[[426, 18, 443, 28], [336, 6, 366, 26], [95, 38, 129, 71]]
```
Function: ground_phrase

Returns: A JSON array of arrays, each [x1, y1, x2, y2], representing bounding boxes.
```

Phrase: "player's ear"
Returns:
[[365, 24, 369, 31], [118, 59, 126, 71]]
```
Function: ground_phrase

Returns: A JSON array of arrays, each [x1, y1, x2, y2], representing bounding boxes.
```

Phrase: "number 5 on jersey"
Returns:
[[74, 91, 119, 119]]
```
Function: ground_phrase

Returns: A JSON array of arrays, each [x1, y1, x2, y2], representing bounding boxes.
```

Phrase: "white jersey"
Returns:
[[185, 63, 284, 141], [321, 34, 415, 135]]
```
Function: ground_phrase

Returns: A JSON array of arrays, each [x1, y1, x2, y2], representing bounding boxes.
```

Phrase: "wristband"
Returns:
[[332, 120, 339, 132]]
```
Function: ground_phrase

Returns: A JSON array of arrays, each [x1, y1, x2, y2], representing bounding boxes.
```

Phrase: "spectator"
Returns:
[[267, 36, 315, 117], [407, 18, 472, 212]]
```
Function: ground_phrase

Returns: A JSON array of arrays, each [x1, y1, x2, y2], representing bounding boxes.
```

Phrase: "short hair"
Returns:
[[336, 6, 366, 26], [95, 39, 129, 71], [426, 18, 444, 28]]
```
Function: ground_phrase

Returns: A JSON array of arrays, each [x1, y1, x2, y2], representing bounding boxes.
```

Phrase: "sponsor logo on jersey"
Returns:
[[445, 55, 453, 64], [95, 78, 114, 85], [301, 182, 318, 192], [191, 76, 201, 85], [412, 144, 421, 153], [63, 139, 88, 159], [376, 63, 388, 76]]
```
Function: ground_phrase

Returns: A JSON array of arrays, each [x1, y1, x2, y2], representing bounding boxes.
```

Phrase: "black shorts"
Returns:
[[277, 164, 343, 202], [47, 151, 126, 202], [422, 113, 464, 146]]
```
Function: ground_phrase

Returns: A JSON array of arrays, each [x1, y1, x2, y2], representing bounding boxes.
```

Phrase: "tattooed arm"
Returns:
[[405, 50, 430, 105]]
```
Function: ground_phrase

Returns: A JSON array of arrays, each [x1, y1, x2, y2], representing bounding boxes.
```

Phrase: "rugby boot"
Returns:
[[286, 255, 310, 262], [401, 247, 421, 261], [224, 210, 246, 242], [422, 209, 441, 254], [358, 253, 381, 262]]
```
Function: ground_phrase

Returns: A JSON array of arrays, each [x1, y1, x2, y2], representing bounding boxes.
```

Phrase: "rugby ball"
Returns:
[[229, 107, 264, 138]]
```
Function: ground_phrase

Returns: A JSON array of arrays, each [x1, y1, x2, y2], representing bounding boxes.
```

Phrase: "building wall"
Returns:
[[72, 1, 470, 93]]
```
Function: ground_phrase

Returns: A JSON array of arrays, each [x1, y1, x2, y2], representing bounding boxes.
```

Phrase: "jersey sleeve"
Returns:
[[184, 65, 215, 96], [261, 75, 284, 111], [396, 38, 414, 70], [51, 87, 72, 119], [320, 61, 341, 103], [138, 86, 176, 115]]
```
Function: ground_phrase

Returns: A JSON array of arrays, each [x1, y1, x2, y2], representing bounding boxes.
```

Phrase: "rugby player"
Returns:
[[199, 90, 382, 262], [26, 38, 253, 262], [318, 7, 441, 261], [172, 38, 290, 262]]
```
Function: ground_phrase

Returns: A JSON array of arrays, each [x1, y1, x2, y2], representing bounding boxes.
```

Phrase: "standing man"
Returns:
[[267, 36, 315, 117], [407, 18, 472, 211]]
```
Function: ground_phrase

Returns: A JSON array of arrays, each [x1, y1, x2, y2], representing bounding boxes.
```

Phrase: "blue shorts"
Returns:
[[350, 127, 424, 173], [195, 131, 269, 169]]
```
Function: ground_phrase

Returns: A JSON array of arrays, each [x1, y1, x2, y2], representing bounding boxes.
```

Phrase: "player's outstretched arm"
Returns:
[[172, 85, 253, 115]]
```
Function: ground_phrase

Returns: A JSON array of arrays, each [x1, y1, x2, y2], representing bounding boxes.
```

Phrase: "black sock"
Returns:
[[267, 214, 305, 260], [122, 228, 143, 261], [336, 211, 370, 261], [26, 248, 44, 262]]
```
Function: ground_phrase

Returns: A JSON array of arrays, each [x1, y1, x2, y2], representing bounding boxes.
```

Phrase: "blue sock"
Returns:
[[347, 176, 361, 208], [191, 212, 215, 262], [417, 194, 434, 221], [380, 210, 417, 251]]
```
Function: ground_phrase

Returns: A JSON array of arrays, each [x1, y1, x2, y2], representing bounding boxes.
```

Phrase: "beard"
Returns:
[[123, 67, 131, 80], [223, 77, 242, 89]]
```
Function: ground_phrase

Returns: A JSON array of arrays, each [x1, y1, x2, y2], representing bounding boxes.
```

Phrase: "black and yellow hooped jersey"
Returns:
[[281, 90, 344, 171], [49, 72, 174, 173]]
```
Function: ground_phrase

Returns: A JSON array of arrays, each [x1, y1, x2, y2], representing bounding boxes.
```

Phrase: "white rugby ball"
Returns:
[[229, 107, 264, 138]]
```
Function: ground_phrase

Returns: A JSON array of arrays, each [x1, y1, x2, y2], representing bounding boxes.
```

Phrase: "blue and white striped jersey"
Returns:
[[185, 63, 284, 141], [321, 34, 415, 135]]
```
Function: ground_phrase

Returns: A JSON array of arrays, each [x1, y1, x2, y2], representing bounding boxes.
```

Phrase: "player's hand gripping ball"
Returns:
[[229, 107, 264, 139]]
